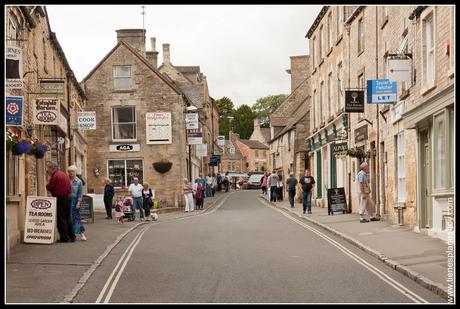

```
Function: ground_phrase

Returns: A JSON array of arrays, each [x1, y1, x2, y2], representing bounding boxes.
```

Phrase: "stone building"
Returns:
[[82, 29, 191, 208], [234, 139, 269, 173], [221, 134, 244, 174], [6, 5, 87, 253], [250, 119, 271, 146]]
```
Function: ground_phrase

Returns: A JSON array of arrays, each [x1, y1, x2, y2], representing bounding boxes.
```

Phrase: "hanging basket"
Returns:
[[153, 161, 173, 174]]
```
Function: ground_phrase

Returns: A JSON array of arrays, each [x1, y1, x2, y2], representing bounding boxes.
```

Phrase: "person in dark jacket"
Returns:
[[103, 178, 115, 219]]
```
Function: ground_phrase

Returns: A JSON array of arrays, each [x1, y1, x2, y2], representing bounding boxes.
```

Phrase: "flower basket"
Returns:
[[31, 144, 48, 159], [153, 161, 173, 174], [13, 140, 32, 155], [346, 147, 367, 159]]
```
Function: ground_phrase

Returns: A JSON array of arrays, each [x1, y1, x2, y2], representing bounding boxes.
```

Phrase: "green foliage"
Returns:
[[251, 94, 288, 122], [216, 97, 235, 139], [233, 105, 255, 139]]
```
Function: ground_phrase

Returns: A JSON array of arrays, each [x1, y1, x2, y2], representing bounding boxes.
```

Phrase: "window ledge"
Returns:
[[111, 140, 138, 143], [431, 190, 455, 198], [312, 128, 318, 133], [6, 195, 22, 203], [421, 83, 436, 96], [328, 115, 334, 122], [320, 122, 326, 128], [112, 89, 135, 93], [399, 89, 410, 100], [336, 35, 343, 46], [312, 67, 317, 75]]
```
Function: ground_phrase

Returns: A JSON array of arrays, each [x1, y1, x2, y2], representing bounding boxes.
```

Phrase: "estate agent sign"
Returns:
[[367, 79, 397, 104]]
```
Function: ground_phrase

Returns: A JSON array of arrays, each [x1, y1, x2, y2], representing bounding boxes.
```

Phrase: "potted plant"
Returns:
[[6, 130, 19, 151], [346, 147, 367, 159], [153, 160, 173, 174], [31, 143, 48, 159]]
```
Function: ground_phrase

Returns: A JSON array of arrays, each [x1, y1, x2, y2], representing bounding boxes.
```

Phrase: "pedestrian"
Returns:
[[67, 165, 86, 241], [286, 173, 298, 208], [299, 169, 315, 214], [217, 173, 223, 192], [357, 162, 380, 223], [277, 173, 284, 201], [142, 182, 154, 221], [206, 173, 213, 197], [269, 171, 279, 202], [194, 177, 204, 210], [46, 161, 75, 243], [261, 173, 268, 194], [200, 172, 207, 201], [223, 172, 230, 192], [103, 177, 115, 220], [114, 195, 125, 224], [128, 177, 145, 221], [212, 173, 217, 196], [183, 178, 195, 212]]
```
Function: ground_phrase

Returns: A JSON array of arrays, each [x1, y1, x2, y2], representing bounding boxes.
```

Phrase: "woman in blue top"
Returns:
[[67, 165, 86, 241]]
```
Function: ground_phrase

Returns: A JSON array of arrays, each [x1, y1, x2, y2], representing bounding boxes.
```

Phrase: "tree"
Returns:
[[251, 94, 288, 127], [233, 104, 255, 139], [216, 97, 235, 139]]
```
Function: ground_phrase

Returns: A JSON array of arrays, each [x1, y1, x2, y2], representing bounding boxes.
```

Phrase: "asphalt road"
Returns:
[[73, 190, 446, 304]]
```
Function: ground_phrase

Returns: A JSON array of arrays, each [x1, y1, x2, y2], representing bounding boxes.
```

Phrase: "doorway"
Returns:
[[419, 129, 432, 228]]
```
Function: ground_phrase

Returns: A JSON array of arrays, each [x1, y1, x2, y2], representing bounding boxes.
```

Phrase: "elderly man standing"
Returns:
[[357, 162, 380, 223], [46, 161, 75, 243], [128, 177, 145, 221]]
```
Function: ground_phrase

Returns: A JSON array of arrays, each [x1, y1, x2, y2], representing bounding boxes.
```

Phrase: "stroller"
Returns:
[[122, 196, 135, 222]]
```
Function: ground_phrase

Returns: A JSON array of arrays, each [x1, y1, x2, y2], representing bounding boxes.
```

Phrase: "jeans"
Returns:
[[270, 186, 278, 202], [206, 185, 213, 197], [302, 191, 312, 213], [288, 189, 296, 208], [132, 197, 144, 219]]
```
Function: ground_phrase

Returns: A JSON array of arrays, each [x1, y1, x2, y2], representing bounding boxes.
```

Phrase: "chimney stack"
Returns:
[[287, 55, 309, 92], [162, 43, 170, 65], [146, 37, 159, 68], [116, 29, 146, 55]]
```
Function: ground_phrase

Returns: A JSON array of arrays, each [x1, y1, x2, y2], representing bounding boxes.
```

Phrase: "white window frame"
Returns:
[[432, 108, 454, 193], [320, 81, 324, 124], [107, 158, 144, 188], [396, 132, 406, 202], [358, 17, 365, 54], [337, 6, 344, 39], [111, 106, 137, 142], [319, 26, 323, 61], [328, 71, 333, 119], [113, 65, 133, 90], [421, 9, 436, 93], [337, 61, 343, 112], [327, 13, 333, 52]]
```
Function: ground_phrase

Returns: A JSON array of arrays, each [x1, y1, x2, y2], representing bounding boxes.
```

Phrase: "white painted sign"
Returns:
[[33, 98, 60, 125], [6, 46, 23, 89], [24, 196, 57, 244], [109, 144, 140, 152], [59, 106, 68, 133], [78, 111, 97, 130], [146, 112, 172, 144], [185, 113, 199, 129], [196, 144, 208, 157], [217, 135, 225, 147], [391, 101, 405, 124], [387, 58, 411, 84], [188, 130, 203, 145]]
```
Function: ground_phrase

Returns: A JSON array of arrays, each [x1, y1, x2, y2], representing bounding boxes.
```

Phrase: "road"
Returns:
[[73, 190, 446, 304]]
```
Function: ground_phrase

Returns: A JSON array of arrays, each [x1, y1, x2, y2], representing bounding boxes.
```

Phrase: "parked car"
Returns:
[[246, 173, 264, 189]]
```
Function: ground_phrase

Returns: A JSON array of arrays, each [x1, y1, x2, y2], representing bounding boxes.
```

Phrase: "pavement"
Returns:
[[259, 194, 452, 300], [5, 191, 229, 304]]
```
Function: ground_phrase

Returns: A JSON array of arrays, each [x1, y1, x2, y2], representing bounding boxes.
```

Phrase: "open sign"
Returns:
[[31, 199, 52, 209]]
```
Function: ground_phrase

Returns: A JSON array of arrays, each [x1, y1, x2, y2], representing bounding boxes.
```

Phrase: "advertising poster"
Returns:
[[24, 196, 57, 244], [146, 112, 172, 144]]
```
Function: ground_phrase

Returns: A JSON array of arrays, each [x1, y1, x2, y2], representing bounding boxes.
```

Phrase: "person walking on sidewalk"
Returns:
[[128, 177, 145, 221], [103, 178, 115, 220], [68, 165, 87, 241], [277, 173, 284, 201], [142, 183, 154, 221], [261, 173, 268, 195], [299, 169, 315, 214], [206, 173, 213, 197], [269, 171, 279, 202], [286, 173, 298, 208], [357, 162, 380, 223], [183, 178, 195, 212], [46, 161, 75, 243], [223, 172, 230, 192], [194, 177, 204, 210]]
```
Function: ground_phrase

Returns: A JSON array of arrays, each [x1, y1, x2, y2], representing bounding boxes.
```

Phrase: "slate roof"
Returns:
[[238, 139, 269, 150], [260, 128, 271, 144]]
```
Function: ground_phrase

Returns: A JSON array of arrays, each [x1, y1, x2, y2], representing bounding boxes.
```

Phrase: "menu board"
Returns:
[[327, 187, 347, 215]]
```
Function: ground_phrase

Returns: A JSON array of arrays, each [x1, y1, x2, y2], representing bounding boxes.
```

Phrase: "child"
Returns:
[[114, 196, 124, 224]]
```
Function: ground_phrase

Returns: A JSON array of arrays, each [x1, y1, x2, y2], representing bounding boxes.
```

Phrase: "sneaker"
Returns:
[[360, 218, 369, 223], [370, 217, 380, 221], [80, 234, 87, 241]]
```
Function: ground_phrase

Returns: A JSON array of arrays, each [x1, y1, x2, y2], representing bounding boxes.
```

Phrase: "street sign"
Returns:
[[327, 187, 347, 215], [367, 79, 397, 104], [344, 90, 364, 113], [78, 111, 96, 130], [6, 96, 23, 126]]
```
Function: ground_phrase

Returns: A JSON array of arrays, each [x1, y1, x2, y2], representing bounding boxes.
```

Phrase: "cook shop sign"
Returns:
[[24, 196, 57, 244], [34, 98, 60, 125], [78, 111, 97, 130]]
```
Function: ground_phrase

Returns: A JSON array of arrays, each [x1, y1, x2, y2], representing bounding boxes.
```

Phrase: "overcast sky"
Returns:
[[46, 5, 322, 108]]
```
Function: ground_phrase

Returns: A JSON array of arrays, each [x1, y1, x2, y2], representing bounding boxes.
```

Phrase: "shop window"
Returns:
[[108, 159, 143, 188], [112, 106, 136, 141], [395, 132, 406, 202], [422, 12, 435, 89], [113, 65, 132, 90]]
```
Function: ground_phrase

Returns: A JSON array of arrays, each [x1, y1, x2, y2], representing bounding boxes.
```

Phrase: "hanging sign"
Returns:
[[6, 46, 23, 89], [187, 129, 203, 145], [185, 113, 199, 129], [354, 125, 368, 143], [196, 144, 208, 157], [78, 111, 97, 130], [387, 58, 411, 84], [6, 96, 23, 126], [146, 112, 172, 144], [344, 90, 364, 113], [24, 196, 57, 244], [39, 80, 65, 101], [367, 79, 397, 104], [217, 135, 225, 147], [34, 98, 60, 125]]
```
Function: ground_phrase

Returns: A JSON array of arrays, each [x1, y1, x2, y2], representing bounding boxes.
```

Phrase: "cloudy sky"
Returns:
[[46, 5, 322, 108]]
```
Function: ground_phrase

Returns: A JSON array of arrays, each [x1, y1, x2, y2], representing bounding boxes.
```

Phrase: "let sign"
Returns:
[[78, 111, 96, 130], [367, 79, 397, 104]]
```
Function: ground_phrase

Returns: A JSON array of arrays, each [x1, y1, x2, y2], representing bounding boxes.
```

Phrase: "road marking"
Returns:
[[95, 192, 233, 303], [259, 198, 429, 304]]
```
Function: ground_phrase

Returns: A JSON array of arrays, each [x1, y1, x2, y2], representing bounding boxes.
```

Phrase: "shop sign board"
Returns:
[[344, 90, 364, 113], [387, 58, 411, 84], [327, 188, 347, 215], [24, 196, 57, 244], [6, 46, 23, 89], [39, 80, 65, 100], [185, 113, 199, 129], [78, 111, 97, 130], [146, 112, 172, 144], [354, 125, 368, 143], [367, 79, 397, 104], [109, 144, 140, 152], [6, 96, 23, 126], [197, 144, 208, 157], [34, 98, 60, 125], [332, 142, 348, 157], [188, 130, 203, 145]]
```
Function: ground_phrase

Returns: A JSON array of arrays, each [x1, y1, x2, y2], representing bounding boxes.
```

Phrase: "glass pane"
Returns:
[[108, 160, 126, 187], [113, 123, 136, 140], [126, 160, 143, 185], [434, 113, 446, 189], [113, 65, 131, 77], [114, 107, 134, 123], [114, 77, 132, 90]]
